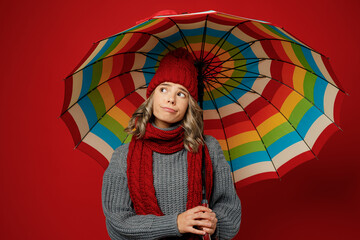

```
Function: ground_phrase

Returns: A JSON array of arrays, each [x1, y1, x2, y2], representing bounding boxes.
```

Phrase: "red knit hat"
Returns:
[[146, 48, 198, 101]]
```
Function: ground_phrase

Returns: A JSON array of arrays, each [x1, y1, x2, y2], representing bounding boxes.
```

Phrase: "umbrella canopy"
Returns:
[[61, 10, 345, 188]]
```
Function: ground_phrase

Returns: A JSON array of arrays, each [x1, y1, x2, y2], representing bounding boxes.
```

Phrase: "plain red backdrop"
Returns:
[[0, 0, 359, 239]]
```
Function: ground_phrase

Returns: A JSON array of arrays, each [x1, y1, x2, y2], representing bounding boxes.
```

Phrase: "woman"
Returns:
[[102, 48, 241, 239]]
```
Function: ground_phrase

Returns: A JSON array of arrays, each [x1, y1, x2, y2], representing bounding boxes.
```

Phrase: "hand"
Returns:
[[177, 206, 217, 236]]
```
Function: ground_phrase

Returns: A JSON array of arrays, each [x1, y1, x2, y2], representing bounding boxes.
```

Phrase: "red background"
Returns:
[[1, 0, 359, 239]]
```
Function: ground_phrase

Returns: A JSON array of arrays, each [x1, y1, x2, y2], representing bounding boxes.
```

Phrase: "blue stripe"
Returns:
[[302, 47, 325, 79], [229, 151, 271, 171], [78, 96, 98, 129], [267, 131, 303, 158], [296, 106, 322, 138], [92, 123, 122, 150], [313, 77, 327, 113], [87, 37, 116, 67], [79, 66, 94, 99]]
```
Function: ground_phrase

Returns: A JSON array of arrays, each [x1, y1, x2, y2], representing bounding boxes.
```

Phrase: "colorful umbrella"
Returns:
[[61, 10, 345, 188]]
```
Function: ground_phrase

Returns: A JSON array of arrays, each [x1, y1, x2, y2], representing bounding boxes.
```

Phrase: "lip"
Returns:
[[161, 107, 177, 113]]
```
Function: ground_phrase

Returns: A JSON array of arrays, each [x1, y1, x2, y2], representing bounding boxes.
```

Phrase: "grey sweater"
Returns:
[[102, 135, 241, 240]]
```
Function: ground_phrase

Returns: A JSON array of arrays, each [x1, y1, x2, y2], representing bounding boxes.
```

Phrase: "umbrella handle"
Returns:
[[201, 201, 211, 240]]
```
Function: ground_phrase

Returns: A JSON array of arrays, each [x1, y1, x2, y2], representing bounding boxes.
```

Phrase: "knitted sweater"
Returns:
[[101, 134, 241, 240]]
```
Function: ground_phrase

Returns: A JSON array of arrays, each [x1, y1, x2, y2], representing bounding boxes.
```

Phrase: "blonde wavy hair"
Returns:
[[124, 92, 204, 153]]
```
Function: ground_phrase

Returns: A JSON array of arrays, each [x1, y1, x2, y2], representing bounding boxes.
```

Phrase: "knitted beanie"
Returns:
[[146, 48, 198, 101]]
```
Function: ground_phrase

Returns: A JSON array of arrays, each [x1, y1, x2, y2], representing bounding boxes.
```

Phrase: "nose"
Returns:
[[167, 93, 176, 105]]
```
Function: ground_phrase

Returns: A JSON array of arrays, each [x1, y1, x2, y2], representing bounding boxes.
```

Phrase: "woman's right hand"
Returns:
[[177, 206, 217, 236]]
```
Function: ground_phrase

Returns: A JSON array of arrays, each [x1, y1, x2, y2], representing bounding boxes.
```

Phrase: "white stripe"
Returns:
[[304, 114, 332, 148], [76, 39, 108, 72], [231, 27, 256, 45], [323, 85, 338, 122], [152, 25, 179, 39], [311, 51, 336, 86], [232, 161, 276, 183], [154, 10, 217, 19], [207, 20, 234, 33], [178, 20, 206, 30], [238, 91, 260, 108], [69, 71, 83, 108], [137, 36, 161, 53], [272, 141, 310, 169], [68, 103, 89, 139], [83, 132, 114, 162], [251, 76, 271, 95]]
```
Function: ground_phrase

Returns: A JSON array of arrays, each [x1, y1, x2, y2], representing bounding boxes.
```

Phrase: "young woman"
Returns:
[[102, 48, 241, 239]]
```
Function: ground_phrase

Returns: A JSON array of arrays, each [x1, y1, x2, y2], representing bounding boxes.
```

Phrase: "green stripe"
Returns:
[[99, 35, 125, 60], [303, 71, 316, 104], [100, 115, 128, 142], [88, 89, 106, 119], [288, 98, 312, 128], [229, 141, 265, 159], [89, 61, 103, 91], [291, 43, 312, 71], [262, 122, 294, 147]]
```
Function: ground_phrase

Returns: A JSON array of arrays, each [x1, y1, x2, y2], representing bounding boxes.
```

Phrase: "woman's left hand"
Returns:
[[198, 207, 217, 235]]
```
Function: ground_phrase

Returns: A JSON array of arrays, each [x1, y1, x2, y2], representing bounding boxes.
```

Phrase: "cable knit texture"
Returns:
[[102, 133, 241, 240], [127, 123, 213, 221]]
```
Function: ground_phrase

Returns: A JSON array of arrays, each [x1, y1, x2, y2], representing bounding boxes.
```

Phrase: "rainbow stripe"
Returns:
[[61, 10, 345, 187]]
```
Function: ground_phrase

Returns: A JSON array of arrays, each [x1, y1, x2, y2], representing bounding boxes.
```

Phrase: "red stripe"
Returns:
[[321, 55, 344, 91], [271, 40, 292, 63], [68, 42, 100, 76], [277, 150, 314, 177], [261, 79, 281, 102], [281, 63, 296, 89], [77, 142, 109, 169], [61, 76, 73, 114], [312, 123, 339, 155], [271, 84, 292, 110], [260, 40, 281, 60], [235, 172, 279, 189], [244, 96, 269, 118], [60, 111, 81, 146], [209, 14, 244, 26], [334, 90, 346, 127], [119, 33, 151, 53], [141, 19, 175, 35], [251, 104, 277, 127], [238, 21, 274, 41]]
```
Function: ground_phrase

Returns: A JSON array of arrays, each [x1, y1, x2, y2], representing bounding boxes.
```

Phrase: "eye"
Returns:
[[177, 92, 186, 98], [160, 87, 167, 93]]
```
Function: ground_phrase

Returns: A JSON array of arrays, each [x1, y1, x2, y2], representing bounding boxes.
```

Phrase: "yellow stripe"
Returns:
[[281, 41, 302, 66], [99, 57, 113, 84], [253, 22, 282, 39], [107, 106, 131, 128], [97, 82, 115, 111], [280, 91, 303, 119], [107, 33, 134, 56], [227, 131, 260, 150], [257, 113, 286, 136], [293, 67, 306, 95]]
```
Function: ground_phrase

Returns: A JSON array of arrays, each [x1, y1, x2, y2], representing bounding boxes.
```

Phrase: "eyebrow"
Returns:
[[159, 83, 189, 94]]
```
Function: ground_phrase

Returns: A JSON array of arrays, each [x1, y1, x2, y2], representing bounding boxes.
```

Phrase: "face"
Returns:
[[152, 82, 190, 128]]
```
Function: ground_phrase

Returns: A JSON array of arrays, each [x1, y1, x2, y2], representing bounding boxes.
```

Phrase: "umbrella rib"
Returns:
[[207, 56, 346, 95], [167, 18, 199, 62], [61, 67, 156, 116], [203, 77, 281, 178], [74, 83, 148, 148], [202, 20, 252, 63], [201, 80, 236, 184], [212, 65, 342, 130], [203, 42, 255, 75], [200, 14, 208, 62], [202, 38, 338, 89], [210, 72, 322, 161], [66, 51, 163, 79]]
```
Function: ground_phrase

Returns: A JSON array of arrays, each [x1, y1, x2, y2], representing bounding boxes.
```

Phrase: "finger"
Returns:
[[185, 226, 206, 236], [190, 206, 212, 213], [202, 227, 215, 235]]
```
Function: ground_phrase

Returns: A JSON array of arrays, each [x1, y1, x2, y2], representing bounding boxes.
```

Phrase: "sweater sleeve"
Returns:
[[205, 136, 242, 240], [101, 145, 183, 240]]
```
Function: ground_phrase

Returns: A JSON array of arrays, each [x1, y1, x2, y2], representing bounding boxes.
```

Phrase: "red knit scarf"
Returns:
[[127, 123, 213, 218]]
